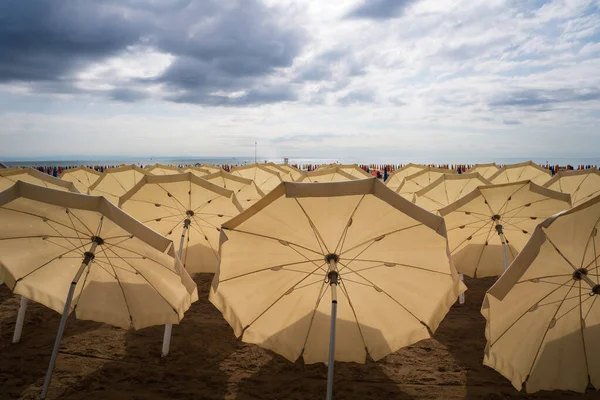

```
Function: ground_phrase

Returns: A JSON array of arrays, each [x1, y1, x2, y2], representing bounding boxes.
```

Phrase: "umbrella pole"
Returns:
[[326, 256, 339, 400], [161, 218, 190, 357], [458, 274, 465, 305], [41, 239, 99, 400], [495, 221, 509, 271], [12, 296, 29, 343]]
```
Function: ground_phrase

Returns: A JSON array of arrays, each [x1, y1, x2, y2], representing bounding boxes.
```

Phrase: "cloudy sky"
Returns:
[[1, 0, 599, 161]]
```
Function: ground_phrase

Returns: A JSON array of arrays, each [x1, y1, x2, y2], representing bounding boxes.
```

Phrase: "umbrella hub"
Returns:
[[325, 254, 340, 285], [592, 284, 600, 296], [183, 218, 191, 228], [90, 236, 104, 246], [572, 268, 588, 281], [186, 210, 195, 217]]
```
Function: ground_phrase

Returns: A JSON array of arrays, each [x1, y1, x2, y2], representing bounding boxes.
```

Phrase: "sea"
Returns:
[[2, 156, 600, 168]]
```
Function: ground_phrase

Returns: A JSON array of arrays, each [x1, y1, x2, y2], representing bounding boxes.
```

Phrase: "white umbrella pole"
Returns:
[[326, 256, 339, 400], [458, 274, 465, 305], [41, 239, 100, 400], [161, 218, 190, 357], [12, 296, 29, 343]]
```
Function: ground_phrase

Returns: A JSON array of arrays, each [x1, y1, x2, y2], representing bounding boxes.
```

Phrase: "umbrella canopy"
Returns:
[[277, 164, 303, 181], [182, 166, 211, 178], [262, 163, 294, 182], [543, 168, 600, 207], [396, 167, 456, 199], [60, 166, 103, 193], [146, 164, 183, 175], [230, 164, 283, 193], [195, 164, 222, 173], [482, 193, 600, 393], [384, 163, 427, 191], [466, 163, 500, 180], [1, 168, 79, 193], [210, 178, 464, 366], [88, 165, 151, 205], [490, 161, 552, 186], [203, 170, 265, 209], [413, 173, 491, 213], [315, 164, 372, 179], [296, 167, 358, 183], [439, 181, 571, 278], [119, 173, 244, 274], [0, 181, 198, 328]]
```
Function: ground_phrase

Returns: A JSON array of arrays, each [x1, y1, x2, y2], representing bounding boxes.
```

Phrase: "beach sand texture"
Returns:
[[1, 275, 597, 399]]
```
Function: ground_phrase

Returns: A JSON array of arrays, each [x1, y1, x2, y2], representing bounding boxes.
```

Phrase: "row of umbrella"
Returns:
[[2, 161, 600, 397]]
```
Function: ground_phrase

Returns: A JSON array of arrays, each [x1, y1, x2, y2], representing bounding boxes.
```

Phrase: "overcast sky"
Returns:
[[1, 0, 599, 160]]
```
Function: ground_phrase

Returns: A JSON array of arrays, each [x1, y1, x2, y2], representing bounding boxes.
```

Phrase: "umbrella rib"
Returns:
[[339, 223, 423, 257], [450, 221, 493, 253], [555, 291, 594, 321], [336, 241, 378, 274], [338, 279, 369, 356], [0, 206, 90, 238], [594, 234, 599, 284], [109, 174, 128, 193], [190, 216, 219, 261], [479, 191, 496, 217], [545, 235, 581, 275], [103, 246, 179, 314], [103, 242, 182, 277], [421, 195, 446, 210], [243, 263, 327, 333], [94, 256, 138, 275], [294, 198, 330, 255], [334, 195, 365, 255], [191, 194, 225, 214], [0, 235, 85, 241], [226, 228, 323, 256], [45, 237, 86, 253], [489, 276, 573, 347], [219, 259, 325, 283], [98, 245, 135, 324], [584, 294, 598, 320], [503, 198, 558, 218], [46, 217, 85, 250], [446, 218, 490, 232], [472, 222, 496, 278], [515, 274, 572, 285], [443, 182, 451, 205], [70, 209, 97, 237], [342, 259, 451, 276], [65, 210, 88, 249], [285, 243, 328, 273], [338, 261, 428, 329], [140, 214, 182, 224], [157, 183, 188, 214], [300, 279, 329, 355], [15, 242, 91, 284], [125, 199, 183, 217], [579, 216, 600, 273], [578, 282, 591, 383], [496, 183, 529, 217], [525, 282, 576, 381]]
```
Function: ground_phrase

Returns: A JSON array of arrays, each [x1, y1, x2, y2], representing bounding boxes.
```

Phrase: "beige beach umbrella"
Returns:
[[490, 161, 552, 186], [482, 194, 600, 393], [544, 168, 600, 207], [0, 181, 197, 399], [88, 165, 151, 205], [296, 167, 358, 183], [384, 163, 427, 191], [230, 163, 283, 194], [146, 164, 183, 175], [337, 164, 372, 179], [439, 181, 571, 278], [182, 166, 211, 178], [396, 167, 456, 199], [413, 173, 491, 213], [277, 164, 303, 181], [196, 164, 222, 173], [60, 166, 102, 193], [119, 172, 242, 356], [261, 162, 293, 182], [466, 163, 500, 180], [203, 170, 265, 209], [210, 178, 465, 399], [1, 167, 79, 193]]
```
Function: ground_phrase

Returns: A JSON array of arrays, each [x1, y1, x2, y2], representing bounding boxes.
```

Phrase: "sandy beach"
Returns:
[[0, 275, 597, 400]]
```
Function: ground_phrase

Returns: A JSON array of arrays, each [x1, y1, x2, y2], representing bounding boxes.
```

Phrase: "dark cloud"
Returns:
[[345, 0, 416, 20], [110, 88, 149, 103], [294, 50, 365, 82], [0, 0, 306, 106], [338, 89, 375, 105], [490, 88, 600, 110], [169, 86, 297, 107]]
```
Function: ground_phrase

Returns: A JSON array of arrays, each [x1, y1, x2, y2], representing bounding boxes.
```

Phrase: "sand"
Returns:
[[1, 275, 598, 400]]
